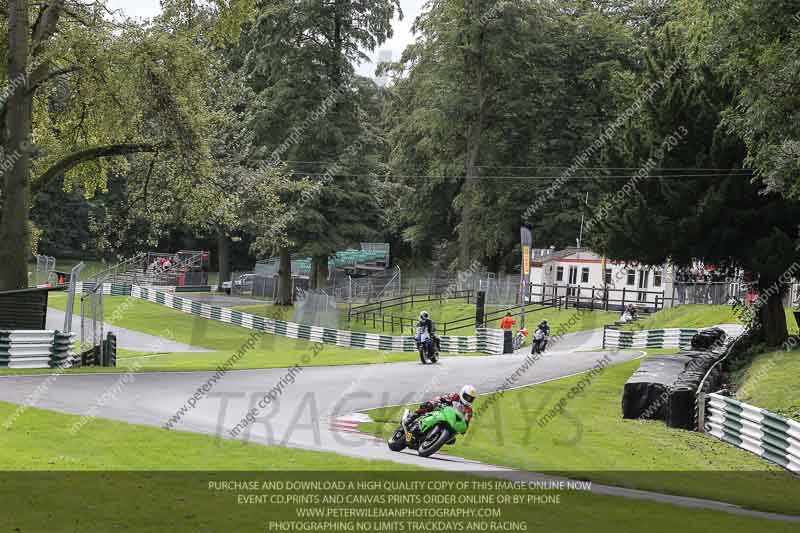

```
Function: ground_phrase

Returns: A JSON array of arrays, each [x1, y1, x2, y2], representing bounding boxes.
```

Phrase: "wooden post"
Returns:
[[577, 286, 581, 310], [591, 287, 595, 311]]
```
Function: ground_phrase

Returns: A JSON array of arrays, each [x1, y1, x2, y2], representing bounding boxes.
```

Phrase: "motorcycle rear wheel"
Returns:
[[417, 424, 453, 458]]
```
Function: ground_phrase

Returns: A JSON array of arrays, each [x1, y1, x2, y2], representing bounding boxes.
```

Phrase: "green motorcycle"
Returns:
[[387, 405, 469, 457]]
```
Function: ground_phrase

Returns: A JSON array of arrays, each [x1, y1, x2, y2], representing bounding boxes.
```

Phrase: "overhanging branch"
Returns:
[[35, 142, 162, 190]]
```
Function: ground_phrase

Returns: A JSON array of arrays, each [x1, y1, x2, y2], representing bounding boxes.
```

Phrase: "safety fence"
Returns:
[[602, 327, 699, 350], [701, 393, 800, 474], [74, 282, 133, 296], [126, 285, 504, 355], [0, 330, 74, 369]]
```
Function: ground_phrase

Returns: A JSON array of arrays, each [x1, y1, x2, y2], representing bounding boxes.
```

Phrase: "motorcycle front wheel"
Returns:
[[417, 424, 453, 458], [388, 427, 407, 452]]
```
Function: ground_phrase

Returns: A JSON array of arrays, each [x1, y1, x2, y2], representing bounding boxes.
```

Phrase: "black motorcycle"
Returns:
[[415, 330, 439, 364], [531, 327, 549, 354]]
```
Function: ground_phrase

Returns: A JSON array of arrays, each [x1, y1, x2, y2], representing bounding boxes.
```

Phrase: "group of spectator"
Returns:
[[146, 254, 181, 273], [673, 264, 742, 284]]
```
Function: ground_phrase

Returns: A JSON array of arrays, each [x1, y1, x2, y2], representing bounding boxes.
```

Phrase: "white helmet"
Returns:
[[420, 311, 429, 320], [460, 384, 477, 406]]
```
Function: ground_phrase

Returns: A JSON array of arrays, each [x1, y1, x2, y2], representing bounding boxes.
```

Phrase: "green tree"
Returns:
[[692, 0, 800, 198], [381, 0, 636, 271], [243, 0, 400, 289], [0, 1, 240, 289], [591, 28, 800, 346]]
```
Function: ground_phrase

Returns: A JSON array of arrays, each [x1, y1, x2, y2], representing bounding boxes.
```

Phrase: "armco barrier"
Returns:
[[603, 327, 699, 350], [126, 285, 503, 355], [0, 330, 75, 369], [702, 392, 800, 473]]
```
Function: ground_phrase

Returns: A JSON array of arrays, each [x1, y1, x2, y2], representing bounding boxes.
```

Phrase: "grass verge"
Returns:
[[732, 349, 800, 422], [361, 356, 800, 515], [0, 401, 794, 532], [621, 304, 798, 334]]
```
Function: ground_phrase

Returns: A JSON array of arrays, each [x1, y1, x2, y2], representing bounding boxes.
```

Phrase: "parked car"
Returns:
[[221, 273, 256, 294]]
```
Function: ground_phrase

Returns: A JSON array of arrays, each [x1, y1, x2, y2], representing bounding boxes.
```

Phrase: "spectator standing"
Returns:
[[500, 312, 516, 354]]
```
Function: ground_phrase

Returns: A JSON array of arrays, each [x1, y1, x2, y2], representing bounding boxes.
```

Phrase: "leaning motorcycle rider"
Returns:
[[409, 385, 477, 441]]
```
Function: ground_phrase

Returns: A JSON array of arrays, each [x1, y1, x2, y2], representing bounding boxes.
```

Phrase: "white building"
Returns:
[[528, 248, 675, 310]]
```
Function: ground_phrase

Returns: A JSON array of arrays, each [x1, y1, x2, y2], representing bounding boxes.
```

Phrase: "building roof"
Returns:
[[539, 247, 599, 263]]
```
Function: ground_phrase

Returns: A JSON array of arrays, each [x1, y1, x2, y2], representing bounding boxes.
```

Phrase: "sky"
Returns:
[[106, 0, 425, 77]]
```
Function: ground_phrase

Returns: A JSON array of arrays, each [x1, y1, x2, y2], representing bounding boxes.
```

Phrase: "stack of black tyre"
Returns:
[[622, 327, 727, 430]]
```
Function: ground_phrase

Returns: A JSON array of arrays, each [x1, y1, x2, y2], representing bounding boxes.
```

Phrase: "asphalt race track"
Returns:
[[0, 328, 631, 461], [0, 327, 795, 522]]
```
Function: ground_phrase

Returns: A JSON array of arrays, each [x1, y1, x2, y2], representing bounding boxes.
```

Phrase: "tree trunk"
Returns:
[[216, 232, 231, 291], [276, 247, 292, 305], [0, 0, 32, 291], [311, 255, 329, 289], [759, 289, 788, 346]]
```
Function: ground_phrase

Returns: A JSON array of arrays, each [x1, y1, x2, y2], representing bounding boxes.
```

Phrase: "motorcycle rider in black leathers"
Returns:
[[417, 311, 441, 354]]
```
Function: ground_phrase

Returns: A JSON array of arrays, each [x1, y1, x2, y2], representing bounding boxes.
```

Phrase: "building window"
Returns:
[[581, 267, 590, 283], [654, 271, 662, 287], [556, 266, 564, 282], [626, 269, 636, 286], [604, 268, 612, 284]]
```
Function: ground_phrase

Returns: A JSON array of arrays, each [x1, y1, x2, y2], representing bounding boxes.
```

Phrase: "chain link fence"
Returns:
[[672, 282, 750, 306]]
